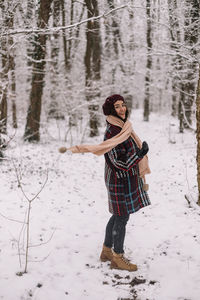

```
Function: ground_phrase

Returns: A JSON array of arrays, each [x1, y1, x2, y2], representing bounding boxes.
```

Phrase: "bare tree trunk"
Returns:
[[0, 43, 8, 134], [10, 58, 17, 129], [8, 11, 17, 129], [0, 2, 7, 134], [61, 0, 76, 126], [196, 67, 200, 205], [0, 87, 7, 134], [168, 0, 180, 117], [123, 0, 135, 113], [26, 0, 35, 85], [24, 0, 53, 142], [67, 0, 74, 70], [178, 94, 184, 133], [182, 0, 199, 128], [48, 0, 64, 119], [70, 4, 85, 63], [107, 0, 119, 56], [62, 0, 85, 71], [85, 0, 101, 137], [106, 0, 125, 86], [61, 0, 72, 71], [61, 0, 67, 69], [144, 0, 152, 121], [61, 0, 85, 127], [0, 2, 16, 133], [168, 0, 187, 132]]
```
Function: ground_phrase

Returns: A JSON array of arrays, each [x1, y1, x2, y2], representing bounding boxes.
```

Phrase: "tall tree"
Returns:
[[84, 0, 102, 137], [144, 0, 152, 121], [181, 0, 199, 128], [24, 0, 53, 142], [168, 0, 199, 131], [10, 54, 17, 129], [196, 66, 200, 205], [26, 0, 35, 84], [61, 0, 85, 72], [168, 0, 181, 116], [60, 0, 85, 127], [48, 0, 63, 119], [104, 0, 125, 89], [0, 1, 17, 133], [9, 7, 17, 129], [0, 2, 8, 134], [168, 0, 185, 132], [62, 0, 74, 72]]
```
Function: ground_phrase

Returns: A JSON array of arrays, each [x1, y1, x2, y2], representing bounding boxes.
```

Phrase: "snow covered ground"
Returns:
[[0, 110, 199, 300]]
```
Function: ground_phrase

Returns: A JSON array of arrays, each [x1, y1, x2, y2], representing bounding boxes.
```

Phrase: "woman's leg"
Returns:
[[113, 215, 130, 254], [103, 214, 115, 248]]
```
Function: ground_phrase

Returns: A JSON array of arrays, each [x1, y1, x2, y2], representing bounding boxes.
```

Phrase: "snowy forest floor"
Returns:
[[0, 110, 199, 300]]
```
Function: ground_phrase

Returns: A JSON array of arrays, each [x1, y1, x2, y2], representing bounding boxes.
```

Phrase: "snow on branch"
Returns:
[[1, 4, 129, 37]]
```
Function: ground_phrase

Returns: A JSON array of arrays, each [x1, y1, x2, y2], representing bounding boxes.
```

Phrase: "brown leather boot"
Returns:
[[100, 245, 113, 262], [110, 252, 138, 272]]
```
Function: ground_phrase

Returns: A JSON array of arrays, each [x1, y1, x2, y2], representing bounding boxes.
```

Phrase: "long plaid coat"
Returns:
[[104, 121, 151, 216]]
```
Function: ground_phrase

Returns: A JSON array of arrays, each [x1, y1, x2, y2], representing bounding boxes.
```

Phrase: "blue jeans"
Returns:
[[104, 214, 130, 254]]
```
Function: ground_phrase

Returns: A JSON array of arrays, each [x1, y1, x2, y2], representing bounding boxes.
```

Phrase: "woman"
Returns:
[[99, 94, 150, 272], [59, 94, 151, 272]]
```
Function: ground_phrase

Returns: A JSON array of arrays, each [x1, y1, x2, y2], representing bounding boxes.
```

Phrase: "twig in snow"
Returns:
[[0, 211, 24, 224], [12, 159, 49, 274], [185, 194, 191, 208], [29, 230, 55, 248]]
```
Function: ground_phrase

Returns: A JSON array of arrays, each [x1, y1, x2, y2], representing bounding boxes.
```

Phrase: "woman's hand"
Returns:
[[137, 141, 149, 158]]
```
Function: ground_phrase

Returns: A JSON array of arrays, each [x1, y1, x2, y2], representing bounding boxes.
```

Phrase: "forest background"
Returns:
[[0, 1, 200, 299], [0, 1, 200, 200]]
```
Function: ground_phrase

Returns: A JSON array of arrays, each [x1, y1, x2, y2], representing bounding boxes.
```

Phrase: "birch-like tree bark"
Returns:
[[24, 0, 53, 142]]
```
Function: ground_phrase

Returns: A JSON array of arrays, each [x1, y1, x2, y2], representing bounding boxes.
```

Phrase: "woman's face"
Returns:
[[114, 100, 127, 120]]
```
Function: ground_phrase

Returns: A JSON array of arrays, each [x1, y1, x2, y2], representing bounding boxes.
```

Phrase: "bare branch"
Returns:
[[12, 158, 49, 202], [11, 157, 49, 273], [180, 100, 196, 131], [0, 211, 25, 224], [29, 230, 55, 248], [27, 252, 51, 263], [0, 129, 17, 149], [17, 209, 28, 268], [29, 171, 49, 202], [1, 4, 129, 37]]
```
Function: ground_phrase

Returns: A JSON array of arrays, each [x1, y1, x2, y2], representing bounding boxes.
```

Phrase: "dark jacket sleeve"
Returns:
[[107, 141, 141, 171]]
